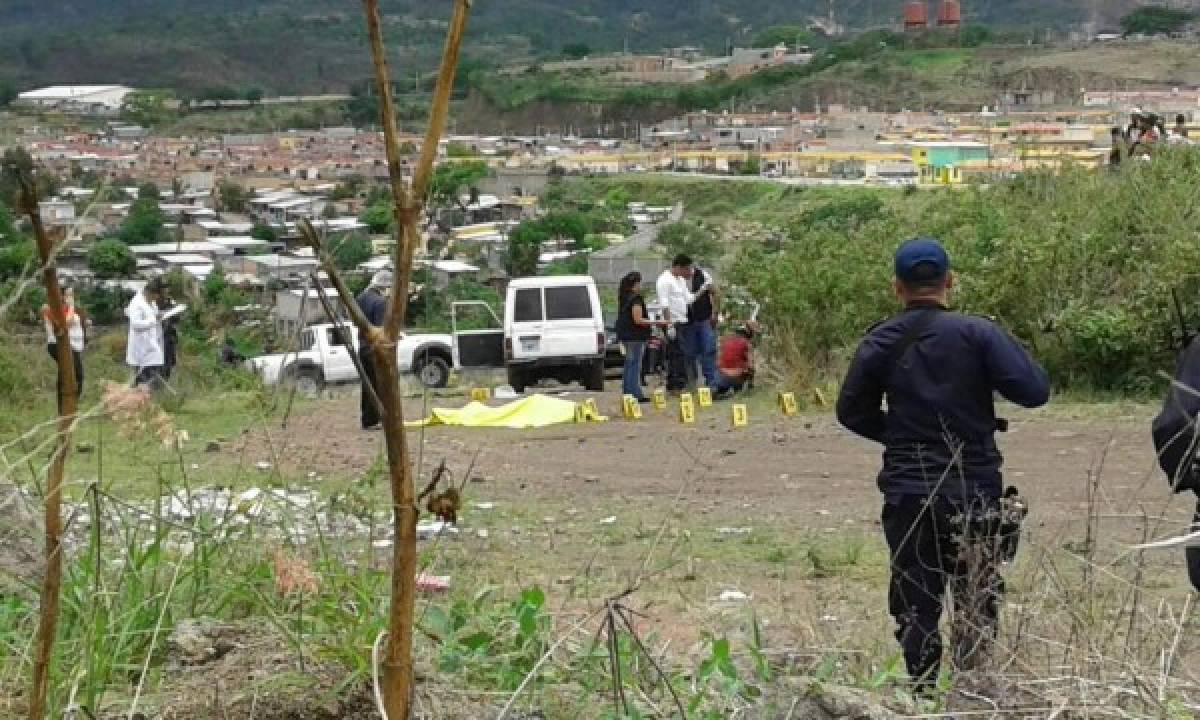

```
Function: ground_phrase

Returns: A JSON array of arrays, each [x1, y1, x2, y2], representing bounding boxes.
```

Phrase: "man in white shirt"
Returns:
[[126, 278, 166, 388], [655, 254, 711, 392]]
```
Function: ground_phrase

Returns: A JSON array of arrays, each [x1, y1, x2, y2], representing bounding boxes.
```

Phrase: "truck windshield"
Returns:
[[513, 288, 543, 322]]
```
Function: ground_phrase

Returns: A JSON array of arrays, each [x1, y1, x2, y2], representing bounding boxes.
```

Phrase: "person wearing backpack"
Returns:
[[836, 237, 1050, 692], [1151, 337, 1200, 591]]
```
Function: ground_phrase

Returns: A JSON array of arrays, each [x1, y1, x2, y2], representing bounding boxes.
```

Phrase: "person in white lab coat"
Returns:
[[126, 278, 166, 387]]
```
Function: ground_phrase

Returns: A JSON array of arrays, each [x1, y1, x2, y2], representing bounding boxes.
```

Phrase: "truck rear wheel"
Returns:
[[415, 355, 451, 389], [583, 360, 605, 393], [507, 366, 528, 394]]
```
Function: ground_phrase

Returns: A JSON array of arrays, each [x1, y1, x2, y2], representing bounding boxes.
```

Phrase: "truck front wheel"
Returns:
[[287, 366, 324, 398]]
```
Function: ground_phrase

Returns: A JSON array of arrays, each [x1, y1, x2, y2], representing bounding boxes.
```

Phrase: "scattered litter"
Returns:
[[555, 575, 573, 585], [372, 539, 392, 549], [76, 443, 94, 454], [718, 590, 748, 602], [476, 529, 489, 539], [416, 574, 450, 592], [779, 473, 790, 481], [821, 615, 839, 623], [190, 463, 200, 471], [307, 471, 317, 479], [599, 516, 617, 525], [816, 509, 831, 516], [255, 461, 272, 471], [716, 527, 753, 536], [494, 385, 518, 400], [416, 521, 459, 539], [542, 517, 555, 524], [204, 441, 221, 453], [473, 502, 495, 510]]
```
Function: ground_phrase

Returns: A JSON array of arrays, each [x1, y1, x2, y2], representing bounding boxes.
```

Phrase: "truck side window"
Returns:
[[513, 288, 543, 322], [327, 328, 348, 347], [545, 286, 591, 320]]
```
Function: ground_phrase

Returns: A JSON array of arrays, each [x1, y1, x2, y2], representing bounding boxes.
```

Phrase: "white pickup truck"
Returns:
[[247, 323, 455, 395]]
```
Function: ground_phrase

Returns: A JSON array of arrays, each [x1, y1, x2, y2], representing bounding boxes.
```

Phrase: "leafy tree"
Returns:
[[412, 277, 502, 332], [76, 285, 131, 326], [430, 160, 490, 209], [1121, 7, 1193, 35], [562, 42, 591, 59], [446, 141, 479, 158], [540, 211, 590, 246], [751, 25, 814, 49], [543, 254, 589, 275], [658, 221, 720, 264], [118, 197, 167, 245], [218, 180, 249, 212], [0, 82, 15, 108], [398, 141, 418, 155], [506, 221, 549, 277], [740, 153, 762, 176], [137, 182, 160, 200], [87, 238, 136, 278], [120, 90, 174, 127], [360, 201, 394, 234], [331, 232, 373, 270], [244, 87, 264, 103], [251, 223, 278, 243]]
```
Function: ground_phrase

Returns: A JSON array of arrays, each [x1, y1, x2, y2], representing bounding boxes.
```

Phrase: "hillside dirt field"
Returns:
[[215, 385, 1200, 715]]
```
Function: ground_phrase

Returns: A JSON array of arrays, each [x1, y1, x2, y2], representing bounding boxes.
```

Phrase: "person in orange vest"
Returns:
[[42, 285, 88, 411]]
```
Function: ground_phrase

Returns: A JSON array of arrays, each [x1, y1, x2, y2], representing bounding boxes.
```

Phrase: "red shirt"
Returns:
[[718, 334, 750, 373]]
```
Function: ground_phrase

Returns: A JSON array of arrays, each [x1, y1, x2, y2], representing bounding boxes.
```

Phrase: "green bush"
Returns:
[[729, 150, 1200, 393], [86, 238, 136, 279]]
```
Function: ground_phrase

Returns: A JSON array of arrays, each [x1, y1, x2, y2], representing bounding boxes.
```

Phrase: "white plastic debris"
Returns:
[[494, 385, 518, 400], [716, 527, 753, 536], [473, 502, 495, 511], [476, 529, 489, 539], [416, 521, 459, 539], [718, 590, 748, 602], [255, 461, 272, 471], [599, 516, 617, 525]]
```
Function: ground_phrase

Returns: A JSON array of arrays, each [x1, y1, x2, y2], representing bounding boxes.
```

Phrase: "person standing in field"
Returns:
[[125, 278, 166, 388], [836, 237, 1050, 692], [615, 271, 665, 402], [655, 254, 711, 393], [1151, 335, 1200, 592], [43, 285, 87, 410], [355, 270, 390, 431]]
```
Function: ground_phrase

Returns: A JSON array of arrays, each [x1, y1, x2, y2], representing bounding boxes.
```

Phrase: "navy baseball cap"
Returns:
[[894, 237, 950, 284]]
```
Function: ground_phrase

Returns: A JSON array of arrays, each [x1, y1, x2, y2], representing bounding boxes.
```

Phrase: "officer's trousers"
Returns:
[[882, 494, 1003, 689]]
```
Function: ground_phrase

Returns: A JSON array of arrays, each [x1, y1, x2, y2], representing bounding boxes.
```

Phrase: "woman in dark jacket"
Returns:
[[615, 272, 663, 402]]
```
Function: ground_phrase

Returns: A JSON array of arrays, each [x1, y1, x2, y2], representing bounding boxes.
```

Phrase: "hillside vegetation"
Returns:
[[562, 151, 1200, 393], [0, 0, 1133, 95]]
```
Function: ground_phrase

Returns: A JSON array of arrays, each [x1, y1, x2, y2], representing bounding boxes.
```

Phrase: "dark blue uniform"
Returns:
[[355, 287, 388, 429], [838, 304, 1050, 501], [1151, 337, 1200, 590], [837, 302, 1049, 688]]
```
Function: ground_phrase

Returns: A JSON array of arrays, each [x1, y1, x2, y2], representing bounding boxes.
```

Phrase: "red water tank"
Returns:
[[937, 0, 962, 26], [903, 1, 929, 29]]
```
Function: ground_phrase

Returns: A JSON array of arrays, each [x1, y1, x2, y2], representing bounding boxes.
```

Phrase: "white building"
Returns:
[[17, 85, 135, 115]]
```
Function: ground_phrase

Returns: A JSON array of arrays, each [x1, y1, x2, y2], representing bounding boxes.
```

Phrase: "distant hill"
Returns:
[[0, 1, 1164, 95]]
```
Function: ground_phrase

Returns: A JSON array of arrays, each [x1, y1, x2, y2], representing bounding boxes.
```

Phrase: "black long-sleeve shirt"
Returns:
[[837, 304, 1050, 501], [1153, 337, 1200, 494]]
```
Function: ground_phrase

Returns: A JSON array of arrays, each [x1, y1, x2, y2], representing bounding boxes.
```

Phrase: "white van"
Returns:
[[504, 275, 606, 393]]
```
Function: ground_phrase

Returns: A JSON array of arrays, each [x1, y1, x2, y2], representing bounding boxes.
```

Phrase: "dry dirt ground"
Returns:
[[213, 385, 1200, 716]]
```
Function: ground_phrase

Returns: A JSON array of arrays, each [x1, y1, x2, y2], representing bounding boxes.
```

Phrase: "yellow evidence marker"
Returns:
[[469, 387, 491, 402], [778, 391, 798, 416], [652, 387, 667, 410], [697, 387, 713, 407], [732, 404, 749, 428], [622, 395, 643, 419], [679, 395, 696, 424]]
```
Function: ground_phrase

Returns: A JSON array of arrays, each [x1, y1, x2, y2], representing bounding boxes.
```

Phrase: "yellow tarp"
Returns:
[[405, 394, 605, 429]]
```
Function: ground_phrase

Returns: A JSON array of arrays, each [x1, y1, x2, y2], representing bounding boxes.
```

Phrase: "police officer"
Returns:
[[836, 237, 1050, 690], [1151, 336, 1200, 591]]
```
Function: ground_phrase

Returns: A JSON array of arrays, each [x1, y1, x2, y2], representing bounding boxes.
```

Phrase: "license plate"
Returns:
[[520, 337, 539, 352]]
